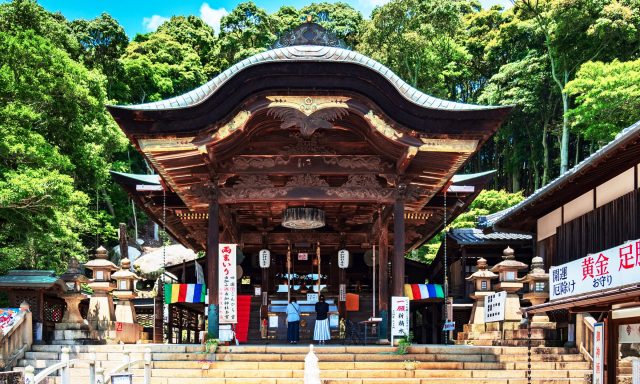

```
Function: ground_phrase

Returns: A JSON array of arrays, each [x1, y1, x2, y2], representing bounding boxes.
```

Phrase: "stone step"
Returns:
[[27, 344, 579, 356]]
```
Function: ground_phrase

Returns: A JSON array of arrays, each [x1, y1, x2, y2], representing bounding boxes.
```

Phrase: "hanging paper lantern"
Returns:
[[259, 249, 271, 268], [338, 249, 349, 269]]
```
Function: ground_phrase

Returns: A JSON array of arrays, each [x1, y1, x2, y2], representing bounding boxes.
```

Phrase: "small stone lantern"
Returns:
[[112, 257, 140, 323], [85, 246, 117, 330], [466, 258, 498, 324], [490, 246, 528, 322], [520, 256, 550, 323], [59, 257, 89, 324]]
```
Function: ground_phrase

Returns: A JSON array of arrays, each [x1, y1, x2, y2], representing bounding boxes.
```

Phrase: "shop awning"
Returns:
[[522, 284, 640, 314], [404, 284, 444, 300]]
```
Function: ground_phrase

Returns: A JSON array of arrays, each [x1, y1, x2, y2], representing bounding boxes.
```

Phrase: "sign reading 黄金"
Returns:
[[219, 244, 237, 324], [391, 296, 410, 337], [550, 239, 640, 301], [593, 322, 604, 384]]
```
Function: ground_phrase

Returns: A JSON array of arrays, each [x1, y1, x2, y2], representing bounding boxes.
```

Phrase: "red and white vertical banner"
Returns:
[[391, 296, 410, 337], [593, 322, 604, 384], [219, 244, 237, 324]]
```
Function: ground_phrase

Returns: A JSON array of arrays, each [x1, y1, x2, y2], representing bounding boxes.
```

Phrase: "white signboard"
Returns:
[[484, 291, 507, 323], [620, 323, 640, 343], [219, 244, 237, 324], [550, 239, 640, 300], [298, 252, 308, 261], [339, 284, 346, 302], [633, 358, 640, 384], [593, 322, 604, 384], [259, 249, 270, 268], [338, 249, 349, 268], [307, 293, 318, 303], [254, 286, 261, 296], [391, 296, 410, 337]]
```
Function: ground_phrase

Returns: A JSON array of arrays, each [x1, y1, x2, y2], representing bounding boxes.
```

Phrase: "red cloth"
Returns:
[[411, 284, 422, 300], [177, 284, 187, 302], [235, 295, 251, 343]]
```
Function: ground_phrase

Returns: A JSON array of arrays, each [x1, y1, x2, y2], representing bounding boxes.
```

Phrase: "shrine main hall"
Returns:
[[109, 23, 510, 343]]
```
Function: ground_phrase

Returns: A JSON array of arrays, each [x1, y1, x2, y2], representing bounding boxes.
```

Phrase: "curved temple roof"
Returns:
[[110, 45, 503, 113]]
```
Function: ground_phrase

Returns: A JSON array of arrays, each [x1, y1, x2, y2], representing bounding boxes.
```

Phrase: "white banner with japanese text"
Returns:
[[484, 291, 506, 323], [550, 239, 640, 300], [219, 244, 237, 324], [391, 296, 410, 337], [593, 323, 604, 384]]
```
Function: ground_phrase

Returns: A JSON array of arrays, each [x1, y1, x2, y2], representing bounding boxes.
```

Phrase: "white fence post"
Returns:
[[122, 350, 131, 373], [24, 365, 35, 384], [60, 347, 70, 384], [144, 348, 151, 384], [89, 348, 96, 384], [95, 367, 105, 384]]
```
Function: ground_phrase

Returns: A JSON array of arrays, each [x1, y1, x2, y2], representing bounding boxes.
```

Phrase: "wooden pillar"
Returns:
[[379, 220, 389, 312], [461, 246, 467, 298], [207, 187, 219, 338], [392, 196, 405, 297]]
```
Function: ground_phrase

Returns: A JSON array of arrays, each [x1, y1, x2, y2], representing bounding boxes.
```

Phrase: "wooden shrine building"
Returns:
[[108, 23, 511, 342]]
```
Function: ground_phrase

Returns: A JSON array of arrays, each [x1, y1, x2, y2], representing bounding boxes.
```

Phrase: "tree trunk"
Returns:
[[560, 75, 570, 174]]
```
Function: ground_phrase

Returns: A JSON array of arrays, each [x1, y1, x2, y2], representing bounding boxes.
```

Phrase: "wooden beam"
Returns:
[[392, 196, 405, 296], [396, 147, 418, 174], [219, 205, 239, 244], [219, 155, 393, 174], [379, 220, 389, 312], [218, 187, 395, 204]]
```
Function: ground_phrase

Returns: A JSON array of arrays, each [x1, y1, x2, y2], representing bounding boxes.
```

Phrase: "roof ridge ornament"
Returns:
[[271, 21, 348, 49]]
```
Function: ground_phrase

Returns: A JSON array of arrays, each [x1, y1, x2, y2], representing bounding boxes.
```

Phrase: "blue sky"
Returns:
[[35, 0, 512, 38]]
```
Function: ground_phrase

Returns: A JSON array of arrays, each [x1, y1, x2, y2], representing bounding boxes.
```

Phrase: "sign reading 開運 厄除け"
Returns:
[[550, 239, 640, 301]]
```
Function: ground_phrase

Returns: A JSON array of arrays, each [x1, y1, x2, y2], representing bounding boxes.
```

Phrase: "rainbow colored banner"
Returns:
[[164, 284, 206, 304], [403, 284, 444, 300]]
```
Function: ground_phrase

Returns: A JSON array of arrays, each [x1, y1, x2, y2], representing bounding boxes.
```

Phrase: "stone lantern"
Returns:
[[59, 257, 89, 324], [54, 257, 98, 342], [520, 256, 550, 323], [85, 246, 117, 330], [112, 257, 140, 323], [490, 246, 528, 322], [466, 258, 498, 324]]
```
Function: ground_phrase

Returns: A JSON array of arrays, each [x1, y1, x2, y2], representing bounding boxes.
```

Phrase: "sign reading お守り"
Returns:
[[219, 244, 237, 324], [550, 239, 640, 301]]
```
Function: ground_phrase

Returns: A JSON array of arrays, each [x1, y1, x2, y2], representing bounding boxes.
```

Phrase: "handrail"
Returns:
[[579, 314, 597, 363], [1, 305, 32, 371], [33, 359, 80, 383]]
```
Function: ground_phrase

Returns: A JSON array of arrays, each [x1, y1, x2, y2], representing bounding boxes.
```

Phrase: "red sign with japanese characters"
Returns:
[[550, 239, 640, 300], [219, 243, 237, 324]]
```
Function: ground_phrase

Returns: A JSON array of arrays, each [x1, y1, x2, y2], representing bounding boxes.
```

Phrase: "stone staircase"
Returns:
[[14, 344, 591, 384]]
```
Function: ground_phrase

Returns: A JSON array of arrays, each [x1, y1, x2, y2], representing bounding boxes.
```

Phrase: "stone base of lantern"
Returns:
[[456, 320, 561, 347], [114, 297, 137, 324]]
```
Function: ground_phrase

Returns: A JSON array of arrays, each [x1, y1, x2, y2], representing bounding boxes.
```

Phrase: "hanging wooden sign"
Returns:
[[259, 249, 270, 268], [338, 249, 349, 268]]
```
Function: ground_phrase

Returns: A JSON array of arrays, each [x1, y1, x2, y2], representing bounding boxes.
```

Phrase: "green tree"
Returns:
[[516, 0, 640, 174], [300, 2, 364, 47], [566, 59, 640, 144], [70, 13, 128, 99], [358, 0, 471, 98], [120, 32, 207, 103], [156, 16, 219, 77], [0, 30, 125, 273]]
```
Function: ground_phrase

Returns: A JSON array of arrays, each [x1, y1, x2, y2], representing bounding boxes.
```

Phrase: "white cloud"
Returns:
[[200, 3, 228, 34], [142, 15, 170, 32]]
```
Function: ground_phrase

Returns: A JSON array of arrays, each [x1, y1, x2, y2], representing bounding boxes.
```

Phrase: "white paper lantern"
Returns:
[[338, 249, 349, 269], [259, 249, 271, 268]]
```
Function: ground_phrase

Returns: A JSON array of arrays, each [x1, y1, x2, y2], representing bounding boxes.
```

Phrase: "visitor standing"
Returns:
[[313, 295, 330, 344], [287, 297, 301, 344]]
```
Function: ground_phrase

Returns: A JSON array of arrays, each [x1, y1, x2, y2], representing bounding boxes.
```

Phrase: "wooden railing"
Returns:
[[0, 303, 33, 371], [577, 313, 596, 362]]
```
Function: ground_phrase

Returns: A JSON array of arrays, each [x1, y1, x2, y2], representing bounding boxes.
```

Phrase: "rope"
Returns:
[[443, 190, 448, 344], [527, 313, 532, 384]]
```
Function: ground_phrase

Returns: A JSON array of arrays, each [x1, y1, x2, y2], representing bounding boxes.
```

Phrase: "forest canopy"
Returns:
[[0, 0, 639, 271]]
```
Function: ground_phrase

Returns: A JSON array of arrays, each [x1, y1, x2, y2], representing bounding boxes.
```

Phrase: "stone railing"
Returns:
[[0, 304, 33, 371], [23, 348, 151, 384]]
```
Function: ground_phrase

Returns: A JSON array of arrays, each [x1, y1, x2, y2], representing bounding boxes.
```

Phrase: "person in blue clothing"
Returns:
[[286, 297, 301, 344]]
